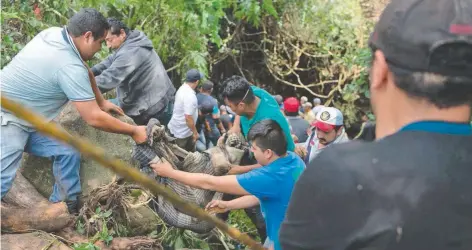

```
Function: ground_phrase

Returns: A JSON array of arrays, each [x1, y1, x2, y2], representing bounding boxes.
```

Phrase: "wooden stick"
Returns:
[[1, 96, 264, 250]]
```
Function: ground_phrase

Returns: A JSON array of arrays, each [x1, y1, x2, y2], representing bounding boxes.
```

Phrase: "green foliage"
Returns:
[[72, 242, 101, 250], [275, 0, 374, 124], [1, 0, 279, 77]]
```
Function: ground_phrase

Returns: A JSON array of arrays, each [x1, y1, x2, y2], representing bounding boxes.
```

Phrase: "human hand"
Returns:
[[100, 100, 124, 116], [193, 131, 200, 142], [294, 145, 307, 158], [132, 126, 147, 144], [150, 160, 174, 177], [205, 200, 229, 214]]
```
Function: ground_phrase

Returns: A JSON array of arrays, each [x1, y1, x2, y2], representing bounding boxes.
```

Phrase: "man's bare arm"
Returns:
[[151, 161, 249, 195], [228, 164, 262, 175], [226, 195, 259, 210], [185, 114, 198, 135], [72, 100, 146, 143]]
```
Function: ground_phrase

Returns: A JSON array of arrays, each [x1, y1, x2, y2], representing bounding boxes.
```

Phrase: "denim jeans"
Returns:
[[1, 123, 81, 202], [196, 129, 208, 152]]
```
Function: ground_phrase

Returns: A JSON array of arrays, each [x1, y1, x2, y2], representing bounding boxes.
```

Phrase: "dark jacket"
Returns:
[[92, 30, 175, 117]]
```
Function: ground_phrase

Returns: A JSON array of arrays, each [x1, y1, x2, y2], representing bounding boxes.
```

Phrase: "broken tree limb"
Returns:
[[1, 172, 74, 233], [1, 202, 73, 233], [1, 232, 71, 250], [2, 172, 49, 208], [1, 96, 264, 250]]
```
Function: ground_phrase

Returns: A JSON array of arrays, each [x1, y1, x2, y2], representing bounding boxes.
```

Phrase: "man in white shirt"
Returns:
[[167, 69, 202, 152]]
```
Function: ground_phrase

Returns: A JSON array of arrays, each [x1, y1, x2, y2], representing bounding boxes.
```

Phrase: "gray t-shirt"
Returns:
[[1, 27, 95, 128]]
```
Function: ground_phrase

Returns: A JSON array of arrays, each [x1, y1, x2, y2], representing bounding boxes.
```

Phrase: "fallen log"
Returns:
[[2, 172, 49, 208], [1, 232, 71, 250], [1, 202, 73, 233], [1, 173, 74, 233]]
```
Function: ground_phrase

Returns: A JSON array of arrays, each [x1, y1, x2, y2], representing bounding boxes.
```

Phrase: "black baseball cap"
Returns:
[[186, 69, 204, 82], [369, 0, 472, 77]]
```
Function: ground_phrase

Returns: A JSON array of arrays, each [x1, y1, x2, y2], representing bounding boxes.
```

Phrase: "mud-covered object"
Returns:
[[132, 119, 246, 233]]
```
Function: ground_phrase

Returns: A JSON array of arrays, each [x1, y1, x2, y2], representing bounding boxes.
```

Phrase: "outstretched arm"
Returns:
[[206, 195, 259, 213], [150, 161, 249, 195]]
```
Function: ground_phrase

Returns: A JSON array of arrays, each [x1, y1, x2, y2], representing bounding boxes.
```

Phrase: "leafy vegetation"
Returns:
[[2, 0, 376, 245], [2, 0, 374, 125]]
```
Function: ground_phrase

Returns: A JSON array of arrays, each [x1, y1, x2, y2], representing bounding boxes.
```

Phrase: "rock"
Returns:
[[127, 205, 162, 236], [20, 103, 138, 199], [17, 104, 161, 235], [1, 232, 72, 250]]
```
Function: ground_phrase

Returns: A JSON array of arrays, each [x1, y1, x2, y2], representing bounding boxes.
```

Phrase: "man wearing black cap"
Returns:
[[196, 80, 225, 149], [280, 0, 472, 249], [167, 69, 203, 152]]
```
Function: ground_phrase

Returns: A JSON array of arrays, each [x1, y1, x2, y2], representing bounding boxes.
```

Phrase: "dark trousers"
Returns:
[[174, 135, 196, 152]]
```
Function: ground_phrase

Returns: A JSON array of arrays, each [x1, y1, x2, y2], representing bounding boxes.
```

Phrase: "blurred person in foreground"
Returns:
[[280, 0, 472, 249]]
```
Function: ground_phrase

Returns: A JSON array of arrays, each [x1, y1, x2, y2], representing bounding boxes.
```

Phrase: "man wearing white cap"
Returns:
[[295, 106, 349, 163]]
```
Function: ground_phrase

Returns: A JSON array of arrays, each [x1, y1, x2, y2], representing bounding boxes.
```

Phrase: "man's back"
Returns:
[[287, 116, 309, 142], [280, 126, 472, 249]]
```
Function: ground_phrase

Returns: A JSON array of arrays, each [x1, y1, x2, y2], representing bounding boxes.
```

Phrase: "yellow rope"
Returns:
[[1, 96, 264, 250]]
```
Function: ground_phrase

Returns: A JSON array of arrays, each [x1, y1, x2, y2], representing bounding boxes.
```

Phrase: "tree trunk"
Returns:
[[1, 232, 71, 250], [1, 202, 73, 233], [1, 173, 74, 233], [2, 172, 50, 207]]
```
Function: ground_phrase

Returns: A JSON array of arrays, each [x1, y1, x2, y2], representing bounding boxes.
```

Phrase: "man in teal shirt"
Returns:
[[220, 75, 295, 174]]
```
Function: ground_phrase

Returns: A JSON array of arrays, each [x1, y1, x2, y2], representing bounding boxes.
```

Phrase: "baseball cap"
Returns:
[[313, 107, 343, 132], [186, 69, 204, 82], [283, 97, 300, 113], [369, 0, 472, 77]]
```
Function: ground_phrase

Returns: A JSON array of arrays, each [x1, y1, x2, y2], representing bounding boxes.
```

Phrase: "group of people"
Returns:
[[2, 1, 472, 250]]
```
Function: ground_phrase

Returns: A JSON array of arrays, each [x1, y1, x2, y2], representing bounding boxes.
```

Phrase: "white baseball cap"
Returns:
[[313, 107, 343, 132]]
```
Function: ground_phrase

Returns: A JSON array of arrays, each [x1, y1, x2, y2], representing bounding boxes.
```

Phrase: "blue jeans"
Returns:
[[1, 123, 81, 202], [196, 129, 208, 152]]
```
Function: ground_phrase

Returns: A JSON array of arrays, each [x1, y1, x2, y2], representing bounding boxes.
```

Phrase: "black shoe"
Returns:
[[65, 200, 78, 215]]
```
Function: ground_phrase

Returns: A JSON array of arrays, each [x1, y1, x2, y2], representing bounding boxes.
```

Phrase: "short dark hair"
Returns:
[[221, 76, 255, 105], [107, 17, 130, 36], [247, 119, 287, 156], [201, 80, 214, 92], [67, 8, 109, 40], [388, 44, 472, 108]]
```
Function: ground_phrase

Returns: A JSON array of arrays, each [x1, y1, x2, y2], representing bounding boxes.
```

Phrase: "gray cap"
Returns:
[[313, 98, 321, 104], [186, 69, 204, 82]]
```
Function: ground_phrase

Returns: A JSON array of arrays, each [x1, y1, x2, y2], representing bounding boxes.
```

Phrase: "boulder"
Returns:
[[18, 103, 161, 235], [19, 103, 138, 199]]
